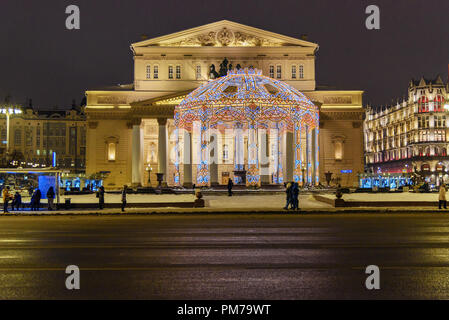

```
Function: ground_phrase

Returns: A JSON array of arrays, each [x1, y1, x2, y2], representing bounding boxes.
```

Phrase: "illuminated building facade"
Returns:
[[0, 105, 86, 170], [85, 20, 364, 189], [364, 76, 449, 185]]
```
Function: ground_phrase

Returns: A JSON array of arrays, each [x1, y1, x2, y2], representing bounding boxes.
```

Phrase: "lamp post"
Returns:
[[0, 102, 22, 160], [146, 164, 152, 186]]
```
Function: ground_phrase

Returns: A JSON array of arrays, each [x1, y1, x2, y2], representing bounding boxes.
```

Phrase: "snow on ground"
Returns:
[[3, 193, 331, 209], [321, 192, 441, 202]]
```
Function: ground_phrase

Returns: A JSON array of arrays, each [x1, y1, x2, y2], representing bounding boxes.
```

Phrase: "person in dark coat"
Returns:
[[31, 188, 42, 211], [121, 185, 127, 212], [291, 182, 300, 210], [283, 182, 292, 210], [46, 187, 55, 210], [227, 178, 234, 196], [11, 192, 22, 211], [98, 186, 105, 210]]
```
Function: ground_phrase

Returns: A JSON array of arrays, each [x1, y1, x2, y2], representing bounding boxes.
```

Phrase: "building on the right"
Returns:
[[364, 75, 449, 186]]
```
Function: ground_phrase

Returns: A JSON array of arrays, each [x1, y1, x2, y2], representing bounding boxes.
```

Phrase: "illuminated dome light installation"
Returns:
[[174, 68, 319, 187]]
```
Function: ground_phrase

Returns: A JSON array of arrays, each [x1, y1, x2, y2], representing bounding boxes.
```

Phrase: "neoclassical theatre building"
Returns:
[[85, 20, 364, 189]]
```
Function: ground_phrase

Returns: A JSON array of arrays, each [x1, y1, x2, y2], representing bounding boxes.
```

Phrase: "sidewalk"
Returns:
[[0, 193, 447, 215]]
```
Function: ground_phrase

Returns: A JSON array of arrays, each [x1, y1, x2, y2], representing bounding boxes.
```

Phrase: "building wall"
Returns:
[[0, 108, 86, 170], [364, 77, 449, 184]]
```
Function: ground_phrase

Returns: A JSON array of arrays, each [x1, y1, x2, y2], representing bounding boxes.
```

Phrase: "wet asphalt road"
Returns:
[[0, 213, 449, 299]]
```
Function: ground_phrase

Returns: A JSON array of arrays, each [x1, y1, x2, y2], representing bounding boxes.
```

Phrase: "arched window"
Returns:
[[168, 66, 174, 79], [299, 65, 304, 79], [105, 136, 119, 162], [153, 65, 159, 79], [418, 96, 429, 113], [146, 65, 151, 79], [107, 143, 116, 161]]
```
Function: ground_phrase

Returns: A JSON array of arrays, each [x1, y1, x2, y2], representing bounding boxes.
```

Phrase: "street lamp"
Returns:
[[0, 105, 22, 157], [146, 164, 153, 186]]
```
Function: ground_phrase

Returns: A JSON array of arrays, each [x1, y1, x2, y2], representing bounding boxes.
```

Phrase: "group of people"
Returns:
[[2, 186, 57, 213], [284, 182, 300, 211]]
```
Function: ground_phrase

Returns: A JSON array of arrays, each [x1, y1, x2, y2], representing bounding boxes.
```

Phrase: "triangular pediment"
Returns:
[[132, 20, 317, 48]]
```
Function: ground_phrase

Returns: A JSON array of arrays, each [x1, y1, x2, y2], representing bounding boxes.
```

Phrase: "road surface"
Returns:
[[0, 213, 449, 299]]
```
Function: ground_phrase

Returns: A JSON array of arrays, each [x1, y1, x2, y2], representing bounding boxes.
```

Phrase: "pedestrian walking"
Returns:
[[12, 192, 22, 211], [439, 184, 447, 209], [283, 182, 292, 210], [227, 178, 234, 196], [98, 186, 105, 210], [46, 187, 55, 210], [121, 185, 127, 212], [2, 186, 11, 213]]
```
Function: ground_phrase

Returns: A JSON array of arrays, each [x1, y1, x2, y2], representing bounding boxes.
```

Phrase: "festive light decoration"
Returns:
[[174, 68, 319, 187]]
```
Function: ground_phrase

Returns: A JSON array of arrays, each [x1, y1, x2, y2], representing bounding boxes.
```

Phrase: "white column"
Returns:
[[209, 132, 219, 186], [183, 129, 193, 188], [285, 131, 294, 182], [131, 122, 143, 187], [259, 128, 270, 185], [157, 118, 168, 186]]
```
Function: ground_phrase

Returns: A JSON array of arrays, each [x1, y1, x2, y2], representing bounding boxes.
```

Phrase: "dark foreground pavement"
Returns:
[[1, 213, 449, 299]]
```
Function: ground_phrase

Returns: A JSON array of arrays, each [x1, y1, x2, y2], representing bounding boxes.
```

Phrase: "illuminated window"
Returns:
[[176, 65, 181, 79], [168, 66, 173, 79], [108, 142, 116, 161], [291, 65, 296, 79], [153, 65, 159, 79], [334, 140, 343, 160], [418, 96, 429, 113], [146, 65, 151, 79], [276, 65, 282, 79], [434, 95, 444, 112], [299, 65, 304, 79], [196, 65, 201, 80], [269, 65, 274, 78]]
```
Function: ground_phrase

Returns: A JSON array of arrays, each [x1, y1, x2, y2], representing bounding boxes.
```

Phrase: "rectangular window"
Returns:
[[176, 65, 181, 79], [291, 65, 296, 79], [276, 65, 281, 79], [146, 65, 151, 79], [168, 66, 173, 79], [299, 65, 304, 79], [196, 65, 201, 80], [269, 65, 274, 78], [153, 66, 159, 79]]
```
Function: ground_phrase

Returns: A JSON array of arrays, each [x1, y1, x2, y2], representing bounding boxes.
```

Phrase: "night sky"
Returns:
[[0, 0, 448, 109]]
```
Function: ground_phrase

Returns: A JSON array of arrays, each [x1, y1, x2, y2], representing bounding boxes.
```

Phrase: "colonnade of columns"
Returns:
[[176, 121, 319, 187], [130, 118, 318, 188]]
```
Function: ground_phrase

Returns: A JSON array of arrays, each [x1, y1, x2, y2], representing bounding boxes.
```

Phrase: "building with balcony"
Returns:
[[364, 76, 449, 185]]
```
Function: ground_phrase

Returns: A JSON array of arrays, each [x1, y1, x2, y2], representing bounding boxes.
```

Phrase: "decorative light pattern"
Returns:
[[174, 68, 319, 187]]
